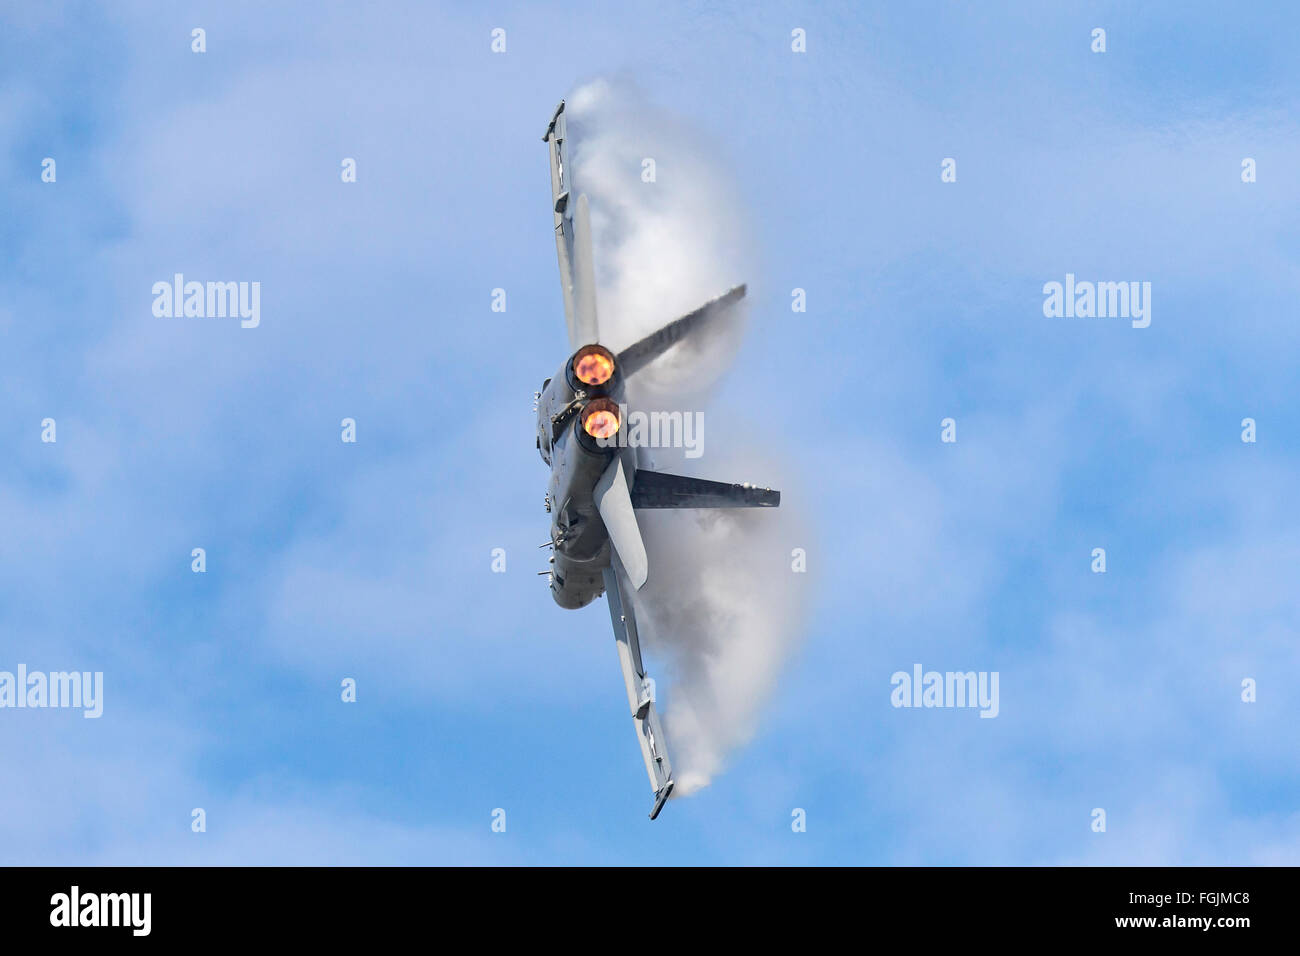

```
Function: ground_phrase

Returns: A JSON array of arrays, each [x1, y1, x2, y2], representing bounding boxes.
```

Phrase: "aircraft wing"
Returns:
[[543, 101, 600, 347], [602, 558, 675, 819]]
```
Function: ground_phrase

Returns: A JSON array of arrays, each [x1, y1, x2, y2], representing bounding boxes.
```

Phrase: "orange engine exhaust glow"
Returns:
[[582, 399, 620, 440], [572, 346, 615, 386]]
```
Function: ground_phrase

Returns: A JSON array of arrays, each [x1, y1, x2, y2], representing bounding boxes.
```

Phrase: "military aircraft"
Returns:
[[536, 101, 780, 819]]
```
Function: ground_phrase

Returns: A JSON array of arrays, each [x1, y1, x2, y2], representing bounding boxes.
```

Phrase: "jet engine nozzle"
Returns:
[[581, 397, 621, 440], [571, 344, 616, 387]]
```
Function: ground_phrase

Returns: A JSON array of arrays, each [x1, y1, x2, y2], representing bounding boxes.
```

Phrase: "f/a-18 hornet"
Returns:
[[536, 101, 780, 819]]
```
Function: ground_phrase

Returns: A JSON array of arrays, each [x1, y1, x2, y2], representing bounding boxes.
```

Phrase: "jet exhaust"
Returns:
[[571, 344, 616, 387], [581, 398, 621, 440]]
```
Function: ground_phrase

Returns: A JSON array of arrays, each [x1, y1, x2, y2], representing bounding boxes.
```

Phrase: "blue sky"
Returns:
[[1, 1, 1298, 864]]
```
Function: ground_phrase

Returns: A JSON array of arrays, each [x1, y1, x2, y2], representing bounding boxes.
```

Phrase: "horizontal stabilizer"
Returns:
[[630, 470, 780, 509], [616, 284, 746, 378]]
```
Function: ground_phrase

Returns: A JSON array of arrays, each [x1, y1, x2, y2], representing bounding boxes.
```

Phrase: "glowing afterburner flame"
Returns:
[[582, 398, 620, 440], [573, 347, 615, 386]]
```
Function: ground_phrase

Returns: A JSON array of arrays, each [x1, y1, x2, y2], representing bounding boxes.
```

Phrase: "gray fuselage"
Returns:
[[536, 350, 628, 609]]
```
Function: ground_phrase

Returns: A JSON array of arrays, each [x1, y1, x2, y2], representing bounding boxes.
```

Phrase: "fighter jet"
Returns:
[[536, 101, 780, 819]]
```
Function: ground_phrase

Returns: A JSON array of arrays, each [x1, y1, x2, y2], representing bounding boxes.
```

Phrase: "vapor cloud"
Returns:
[[567, 79, 755, 404], [568, 80, 807, 795]]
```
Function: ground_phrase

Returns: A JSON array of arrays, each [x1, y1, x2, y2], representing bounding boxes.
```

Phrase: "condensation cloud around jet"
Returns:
[[566, 80, 809, 796]]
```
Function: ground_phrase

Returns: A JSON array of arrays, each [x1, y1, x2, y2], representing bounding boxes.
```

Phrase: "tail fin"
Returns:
[[630, 470, 780, 509], [616, 284, 746, 378]]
